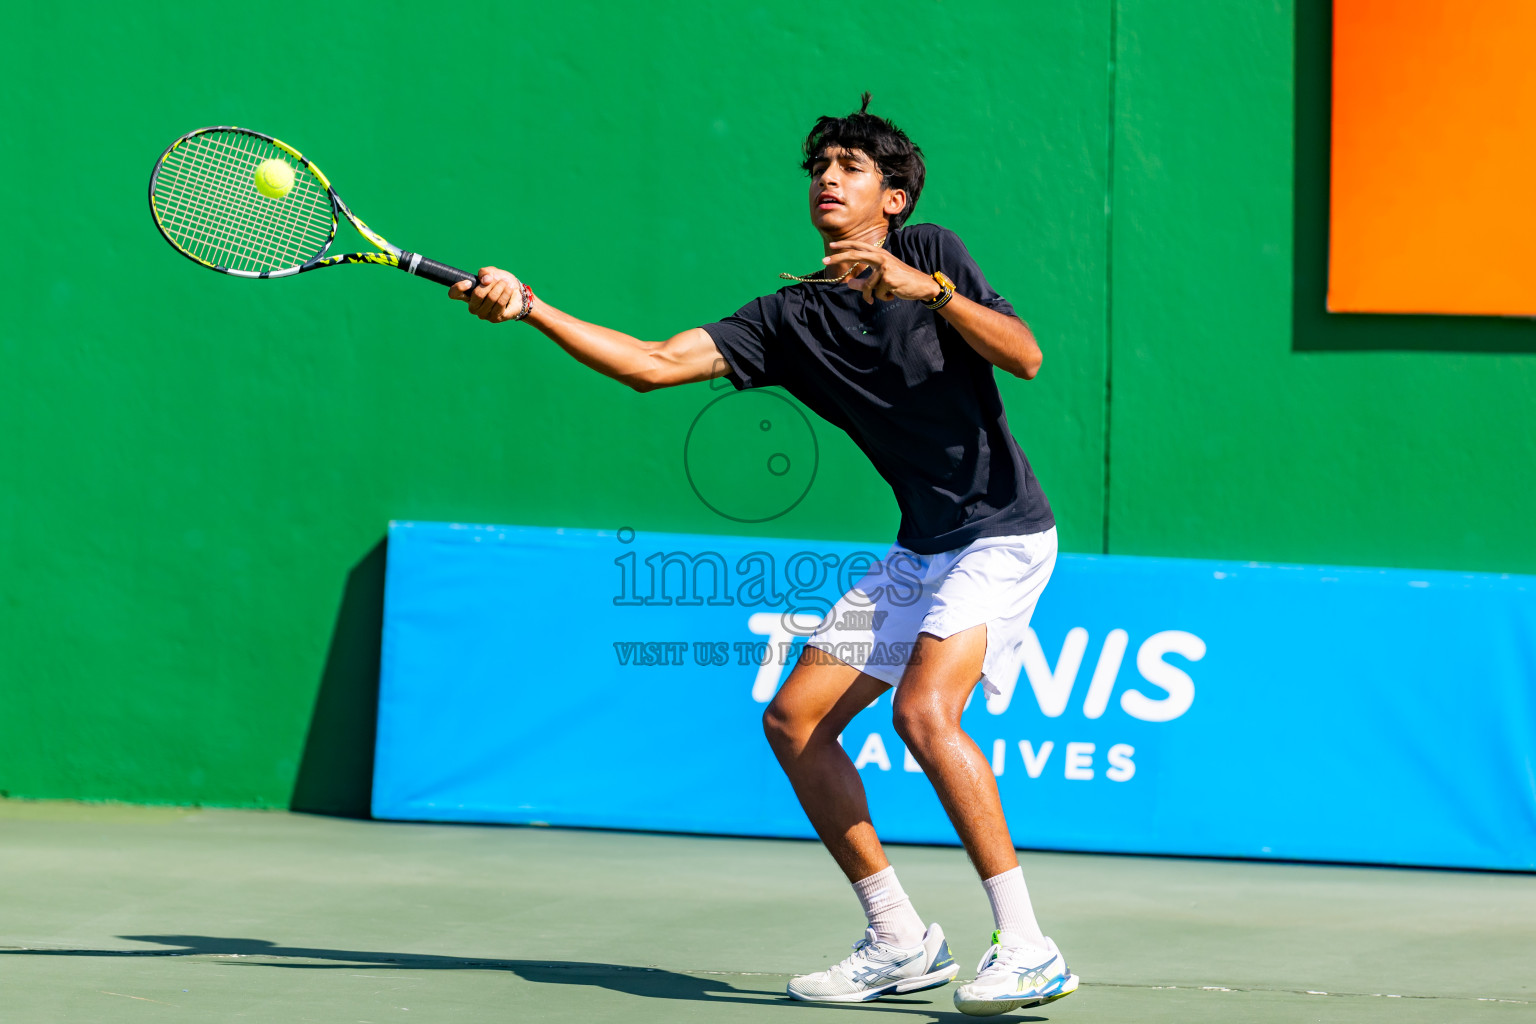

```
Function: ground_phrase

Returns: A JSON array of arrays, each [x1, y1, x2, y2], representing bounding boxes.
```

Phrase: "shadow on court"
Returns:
[[0, 935, 1044, 1021]]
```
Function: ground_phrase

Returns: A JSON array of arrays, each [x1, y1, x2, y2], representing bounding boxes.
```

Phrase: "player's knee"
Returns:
[[762, 700, 804, 753], [891, 696, 944, 754], [763, 696, 832, 757]]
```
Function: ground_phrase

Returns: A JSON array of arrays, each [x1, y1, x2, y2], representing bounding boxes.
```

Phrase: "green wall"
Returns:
[[0, 2, 1108, 808], [2, 1, 1531, 810]]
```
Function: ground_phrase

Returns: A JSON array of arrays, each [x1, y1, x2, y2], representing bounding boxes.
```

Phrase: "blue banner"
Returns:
[[373, 521, 1536, 870]]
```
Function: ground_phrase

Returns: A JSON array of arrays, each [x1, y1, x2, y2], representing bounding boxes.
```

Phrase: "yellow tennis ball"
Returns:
[[254, 158, 295, 199]]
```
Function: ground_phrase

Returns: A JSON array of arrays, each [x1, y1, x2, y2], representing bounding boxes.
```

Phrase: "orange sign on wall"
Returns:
[[1330, 0, 1536, 316]]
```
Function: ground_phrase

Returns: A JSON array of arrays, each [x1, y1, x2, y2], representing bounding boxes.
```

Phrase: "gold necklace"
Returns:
[[779, 235, 888, 283]]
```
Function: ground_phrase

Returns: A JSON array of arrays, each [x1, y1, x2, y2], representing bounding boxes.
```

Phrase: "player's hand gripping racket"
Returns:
[[148, 126, 477, 288]]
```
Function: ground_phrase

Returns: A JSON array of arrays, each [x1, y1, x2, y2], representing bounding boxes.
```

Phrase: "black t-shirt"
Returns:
[[702, 222, 1054, 554]]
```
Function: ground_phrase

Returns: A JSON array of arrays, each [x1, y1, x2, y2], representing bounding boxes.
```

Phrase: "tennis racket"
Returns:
[[148, 125, 478, 288]]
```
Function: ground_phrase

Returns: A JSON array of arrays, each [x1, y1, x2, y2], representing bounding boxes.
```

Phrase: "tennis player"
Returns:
[[449, 95, 1075, 1015]]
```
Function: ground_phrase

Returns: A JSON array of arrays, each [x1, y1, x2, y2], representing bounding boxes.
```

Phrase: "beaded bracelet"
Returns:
[[509, 282, 535, 322]]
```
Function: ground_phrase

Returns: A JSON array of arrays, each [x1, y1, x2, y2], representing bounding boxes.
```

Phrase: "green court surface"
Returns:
[[1, 802, 1530, 1023]]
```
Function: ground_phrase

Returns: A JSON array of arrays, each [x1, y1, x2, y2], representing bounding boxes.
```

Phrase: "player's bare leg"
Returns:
[[762, 650, 891, 882], [894, 623, 1080, 1013], [889, 624, 1017, 878], [767, 648, 960, 1002]]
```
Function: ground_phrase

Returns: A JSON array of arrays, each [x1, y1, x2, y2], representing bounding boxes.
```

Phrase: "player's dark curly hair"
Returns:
[[801, 92, 926, 229]]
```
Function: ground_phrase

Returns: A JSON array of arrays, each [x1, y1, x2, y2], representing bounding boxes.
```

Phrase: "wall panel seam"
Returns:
[[1103, 0, 1119, 555]]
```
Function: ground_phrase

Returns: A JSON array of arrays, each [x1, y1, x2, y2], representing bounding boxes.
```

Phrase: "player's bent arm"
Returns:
[[824, 240, 1041, 380], [937, 293, 1043, 380], [450, 268, 727, 391]]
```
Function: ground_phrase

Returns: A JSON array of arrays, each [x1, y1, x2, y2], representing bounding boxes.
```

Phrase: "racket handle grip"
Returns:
[[399, 251, 479, 289]]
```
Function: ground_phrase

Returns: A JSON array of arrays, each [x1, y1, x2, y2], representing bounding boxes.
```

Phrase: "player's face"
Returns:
[[808, 147, 905, 236]]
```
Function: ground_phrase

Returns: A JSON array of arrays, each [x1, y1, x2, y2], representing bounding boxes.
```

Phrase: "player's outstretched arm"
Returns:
[[449, 267, 727, 392]]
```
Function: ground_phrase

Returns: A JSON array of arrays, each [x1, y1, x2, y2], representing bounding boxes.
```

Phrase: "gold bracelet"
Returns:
[[924, 270, 955, 310]]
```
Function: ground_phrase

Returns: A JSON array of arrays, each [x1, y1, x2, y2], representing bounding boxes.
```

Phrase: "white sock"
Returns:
[[982, 866, 1047, 946], [851, 865, 927, 948]]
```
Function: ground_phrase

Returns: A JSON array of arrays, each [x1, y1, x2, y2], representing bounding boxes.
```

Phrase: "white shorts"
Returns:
[[806, 527, 1058, 693]]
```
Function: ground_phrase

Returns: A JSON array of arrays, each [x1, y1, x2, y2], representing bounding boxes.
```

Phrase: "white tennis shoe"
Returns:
[[786, 923, 958, 1002], [952, 931, 1079, 1015]]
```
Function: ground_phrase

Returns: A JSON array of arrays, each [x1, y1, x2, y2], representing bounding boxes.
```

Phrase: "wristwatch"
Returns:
[[924, 270, 955, 310]]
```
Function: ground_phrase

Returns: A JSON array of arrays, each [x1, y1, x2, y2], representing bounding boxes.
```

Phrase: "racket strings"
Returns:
[[182, 134, 331, 266], [172, 135, 329, 268], [156, 149, 294, 267], [157, 143, 322, 271], [153, 131, 333, 272], [205, 132, 330, 264], [160, 145, 303, 269]]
